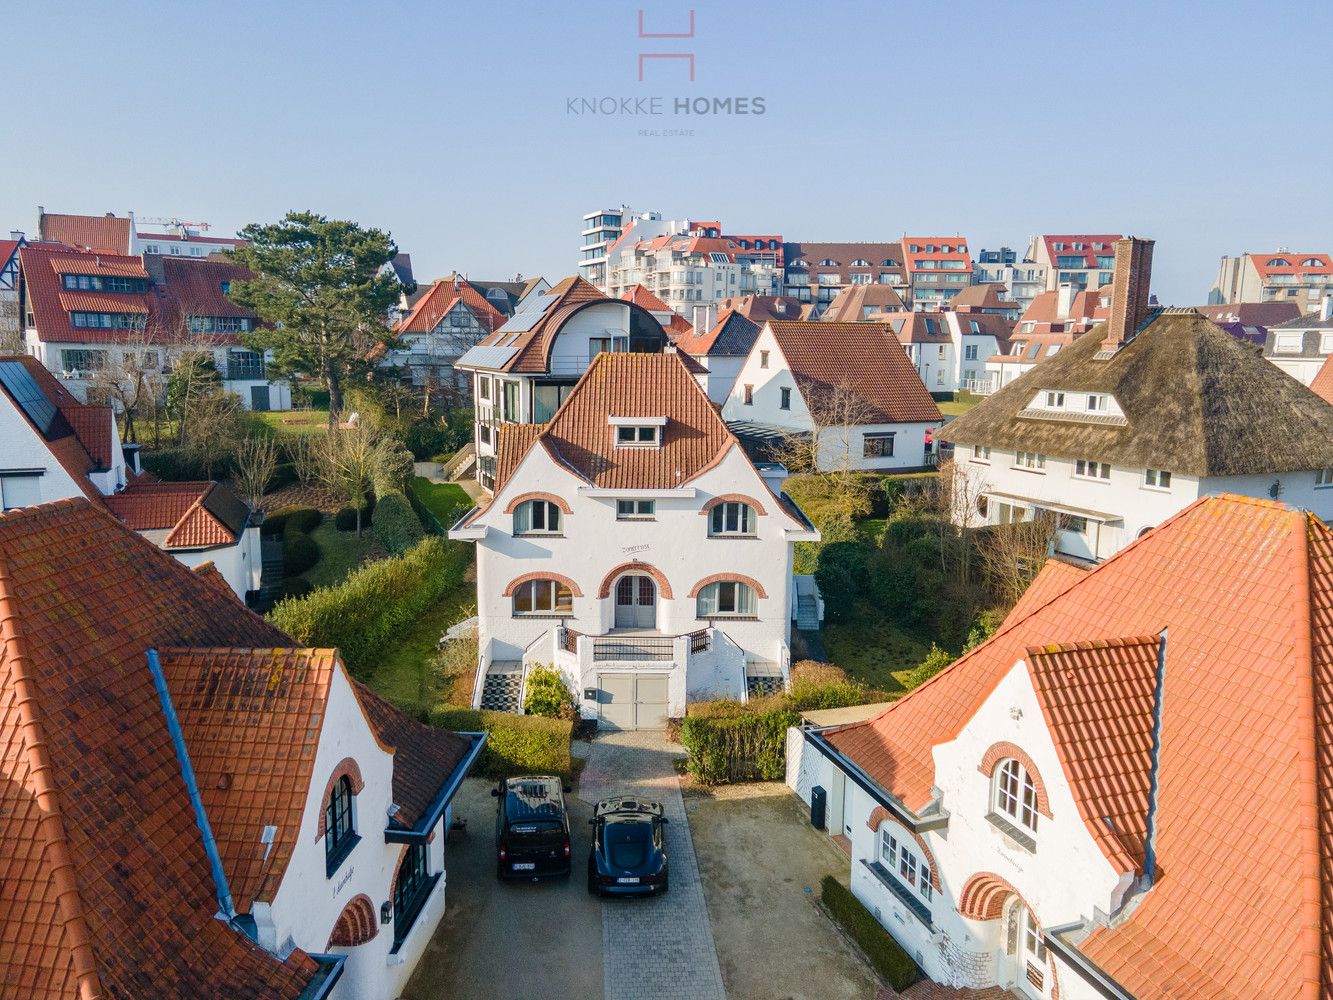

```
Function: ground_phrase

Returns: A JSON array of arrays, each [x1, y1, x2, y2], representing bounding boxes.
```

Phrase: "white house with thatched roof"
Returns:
[[940, 239, 1333, 562]]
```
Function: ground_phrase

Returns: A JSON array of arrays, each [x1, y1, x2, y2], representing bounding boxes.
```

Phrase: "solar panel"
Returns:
[[496, 310, 545, 334], [517, 292, 559, 316], [0, 361, 73, 440]]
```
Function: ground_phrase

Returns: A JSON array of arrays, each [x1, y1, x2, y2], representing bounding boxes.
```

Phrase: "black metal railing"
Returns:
[[226, 360, 267, 381], [591, 636, 675, 662], [687, 628, 711, 654]]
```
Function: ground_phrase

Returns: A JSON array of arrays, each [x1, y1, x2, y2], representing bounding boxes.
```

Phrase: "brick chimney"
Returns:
[[1105, 237, 1155, 351]]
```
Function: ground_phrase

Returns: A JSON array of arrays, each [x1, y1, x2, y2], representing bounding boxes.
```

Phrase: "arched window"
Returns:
[[993, 758, 1038, 832], [393, 843, 431, 948], [325, 775, 358, 874], [709, 501, 756, 536], [696, 580, 757, 618], [513, 579, 574, 615], [851, 258, 870, 267], [1302, 257, 1324, 267], [1266, 257, 1291, 267], [819, 258, 838, 266], [880, 258, 895, 267], [513, 499, 562, 534]]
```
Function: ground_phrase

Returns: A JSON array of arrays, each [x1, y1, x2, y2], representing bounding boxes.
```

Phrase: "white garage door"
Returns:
[[599, 672, 669, 731]]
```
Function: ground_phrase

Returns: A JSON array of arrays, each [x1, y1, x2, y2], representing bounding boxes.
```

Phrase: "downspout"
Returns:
[[145, 648, 236, 920], [0, 561, 105, 1000], [1141, 629, 1168, 883]]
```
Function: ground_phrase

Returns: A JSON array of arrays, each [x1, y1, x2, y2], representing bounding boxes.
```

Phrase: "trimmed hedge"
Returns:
[[679, 708, 800, 784], [269, 535, 470, 677], [820, 876, 917, 991], [335, 503, 374, 531], [430, 707, 573, 779], [284, 507, 323, 535], [372, 492, 424, 555], [282, 531, 321, 576]]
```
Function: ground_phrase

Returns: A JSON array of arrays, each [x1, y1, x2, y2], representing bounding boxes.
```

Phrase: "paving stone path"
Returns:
[[575, 730, 728, 1000]]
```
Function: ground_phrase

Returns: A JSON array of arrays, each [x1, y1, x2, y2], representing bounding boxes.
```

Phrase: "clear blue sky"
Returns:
[[3, 0, 1329, 303]]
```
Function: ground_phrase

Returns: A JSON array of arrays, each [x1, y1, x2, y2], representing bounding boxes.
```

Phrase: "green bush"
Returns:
[[815, 538, 871, 624], [282, 531, 321, 576], [404, 419, 450, 460], [372, 492, 424, 555], [276, 578, 314, 600], [787, 661, 877, 711], [820, 876, 917, 991], [522, 665, 577, 719], [141, 447, 212, 482], [679, 708, 800, 784], [430, 707, 573, 779], [335, 503, 374, 531], [269, 536, 470, 677], [283, 507, 323, 535], [905, 643, 953, 689]]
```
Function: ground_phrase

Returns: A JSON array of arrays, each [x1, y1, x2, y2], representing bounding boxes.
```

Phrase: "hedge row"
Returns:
[[679, 708, 800, 784], [372, 492, 424, 555], [430, 707, 573, 779], [268, 535, 470, 678], [820, 876, 917, 991]]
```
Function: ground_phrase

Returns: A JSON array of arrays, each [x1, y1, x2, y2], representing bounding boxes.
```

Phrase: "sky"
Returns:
[[3, 0, 1330, 304]]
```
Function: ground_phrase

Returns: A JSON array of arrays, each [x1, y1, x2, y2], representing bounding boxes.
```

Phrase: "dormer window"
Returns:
[[1045, 391, 1064, 407], [1086, 393, 1107, 412], [610, 415, 665, 448]]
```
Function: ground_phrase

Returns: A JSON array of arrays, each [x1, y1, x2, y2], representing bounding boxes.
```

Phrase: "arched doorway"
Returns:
[[614, 574, 657, 629], [1006, 898, 1050, 1000]]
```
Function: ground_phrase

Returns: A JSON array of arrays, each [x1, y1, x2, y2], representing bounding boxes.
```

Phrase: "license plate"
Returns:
[[616, 877, 640, 884], [513, 862, 535, 871]]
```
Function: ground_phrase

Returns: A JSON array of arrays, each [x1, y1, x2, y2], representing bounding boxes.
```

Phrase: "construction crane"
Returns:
[[135, 216, 212, 232]]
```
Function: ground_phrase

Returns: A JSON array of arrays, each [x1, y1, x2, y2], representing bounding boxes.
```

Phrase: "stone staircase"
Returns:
[[796, 594, 820, 631], [446, 443, 477, 481], [251, 537, 287, 611], [479, 661, 523, 712]]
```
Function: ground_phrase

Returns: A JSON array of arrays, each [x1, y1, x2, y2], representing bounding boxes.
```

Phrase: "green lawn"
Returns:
[[410, 478, 473, 526], [298, 521, 381, 588], [824, 609, 931, 695], [938, 393, 982, 418], [368, 584, 477, 711], [255, 409, 331, 436]]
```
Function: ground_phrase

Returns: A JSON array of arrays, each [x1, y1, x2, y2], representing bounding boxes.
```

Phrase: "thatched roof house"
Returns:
[[940, 305, 1333, 477]]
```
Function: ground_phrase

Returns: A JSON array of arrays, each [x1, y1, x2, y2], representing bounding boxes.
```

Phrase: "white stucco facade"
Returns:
[[453, 436, 817, 723], [722, 325, 939, 472], [791, 659, 1136, 1000]]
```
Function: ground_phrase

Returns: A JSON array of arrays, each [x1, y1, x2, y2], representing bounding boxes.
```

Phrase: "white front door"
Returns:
[[614, 574, 657, 629]]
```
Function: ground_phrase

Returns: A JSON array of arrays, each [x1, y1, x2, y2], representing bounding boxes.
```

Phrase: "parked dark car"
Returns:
[[492, 775, 572, 880], [587, 796, 669, 896]]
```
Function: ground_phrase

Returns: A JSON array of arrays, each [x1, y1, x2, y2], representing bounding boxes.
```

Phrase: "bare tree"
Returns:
[[89, 338, 166, 445], [317, 423, 412, 536], [287, 433, 321, 488], [980, 514, 1057, 609], [233, 436, 278, 507], [920, 458, 990, 586], [774, 382, 877, 519]]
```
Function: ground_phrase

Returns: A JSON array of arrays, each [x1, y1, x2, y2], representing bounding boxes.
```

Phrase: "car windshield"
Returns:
[[507, 819, 564, 846], [604, 820, 653, 869]]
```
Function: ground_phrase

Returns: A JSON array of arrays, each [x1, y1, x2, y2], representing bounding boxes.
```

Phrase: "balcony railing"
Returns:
[[226, 360, 267, 381], [592, 637, 675, 662]]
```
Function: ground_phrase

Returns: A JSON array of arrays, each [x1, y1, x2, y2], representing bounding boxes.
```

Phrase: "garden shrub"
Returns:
[[334, 502, 374, 531], [679, 707, 800, 784], [276, 578, 314, 600], [372, 492, 424, 555], [431, 707, 573, 779], [282, 531, 320, 576], [268, 536, 470, 677], [404, 419, 450, 461], [905, 643, 954, 689], [821, 876, 917, 991], [787, 661, 875, 711], [814, 538, 871, 624], [141, 447, 213, 482], [282, 507, 322, 535], [522, 665, 577, 719]]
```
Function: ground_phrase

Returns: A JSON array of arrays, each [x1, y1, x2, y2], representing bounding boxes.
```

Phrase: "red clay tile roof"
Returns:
[[819, 284, 907, 322], [949, 283, 1017, 311], [1004, 557, 1089, 624], [1039, 235, 1123, 268], [397, 276, 507, 336], [1311, 355, 1333, 406], [531, 352, 735, 490], [0, 238, 20, 267], [55, 402, 114, 469], [0, 498, 319, 998], [825, 494, 1333, 999], [354, 683, 472, 829], [104, 480, 248, 550], [1026, 636, 1159, 874], [1250, 251, 1333, 278], [20, 245, 162, 344], [155, 256, 258, 334], [620, 283, 674, 313], [38, 212, 132, 254], [467, 275, 608, 373], [160, 647, 340, 912], [672, 309, 760, 358], [494, 423, 546, 493], [766, 320, 942, 424]]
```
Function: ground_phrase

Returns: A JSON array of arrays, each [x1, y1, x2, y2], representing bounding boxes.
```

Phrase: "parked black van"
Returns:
[[492, 775, 572, 880]]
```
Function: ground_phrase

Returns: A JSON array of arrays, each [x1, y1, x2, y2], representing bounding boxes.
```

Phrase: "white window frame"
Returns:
[[512, 579, 574, 616], [1014, 451, 1046, 472], [993, 758, 1039, 833], [1074, 458, 1110, 480], [1144, 468, 1172, 490], [616, 499, 655, 520], [708, 501, 756, 537], [615, 425, 660, 448], [878, 827, 932, 903], [1045, 391, 1064, 408], [971, 445, 991, 464], [1316, 469, 1333, 488], [696, 580, 758, 618], [513, 499, 562, 535]]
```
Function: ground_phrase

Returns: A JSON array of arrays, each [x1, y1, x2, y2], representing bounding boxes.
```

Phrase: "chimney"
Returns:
[[1056, 282, 1076, 320], [691, 303, 716, 337], [1105, 237, 1155, 351], [9, 230, 23, 242]]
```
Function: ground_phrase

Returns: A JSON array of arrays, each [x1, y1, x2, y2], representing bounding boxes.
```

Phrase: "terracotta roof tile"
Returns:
[[155, 256, 258, 336], [397, 275, 506, 336], [1004, 558, 1090, 624], [825, 494, 1332, 998], [672, 309, 760, 358], [535, 352, 734, 489], [820, 285, 908, 322], [1311, 355, 1333, 406], [0, 498, 318, 998], [38, 212, 132, 254], [20, 246, 163, 344], [620, 283, 674, 313], [494, 423, 545, 492], [767, 320, 942, 424]]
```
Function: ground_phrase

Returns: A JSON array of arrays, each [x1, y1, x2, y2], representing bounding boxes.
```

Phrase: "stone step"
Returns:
[[479, 669, 524, 713]]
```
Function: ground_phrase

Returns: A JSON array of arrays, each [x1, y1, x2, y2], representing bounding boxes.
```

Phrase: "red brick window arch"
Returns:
[[327, 894, 377, 948], [867, 809, 940, 904], [316, 758, 365, 840], [597, 562, 674, 600], [701, 494, 766, 536], [978, 741, 1053, 829]]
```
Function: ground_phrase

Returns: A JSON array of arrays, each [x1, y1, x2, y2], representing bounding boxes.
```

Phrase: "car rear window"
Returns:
[[506, 819, 564, 846], [605, 821, 652, 869]]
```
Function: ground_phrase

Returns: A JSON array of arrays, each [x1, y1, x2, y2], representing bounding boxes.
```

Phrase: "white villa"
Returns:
[[789, 492, 1332, 1000], [941, 238, 1333, 562], [0, 353, 265, 599], [721, 320, 942, 472], [449, 351, 819, 728], [453, 275, 672, 492], [0, 498, 484, 1000]]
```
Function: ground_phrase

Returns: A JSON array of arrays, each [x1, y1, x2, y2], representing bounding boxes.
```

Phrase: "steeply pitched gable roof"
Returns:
[[37, 212, 132, 254], [396, 276, 507, 336], [0, 499, 319, 999], [819, 284, 907, 322], [824, 494, 1333, 999], [464, 275, 610, 373], [940, 309, 1333, 476], [672, 308, 760, 358], [766, 320, 942, 424]]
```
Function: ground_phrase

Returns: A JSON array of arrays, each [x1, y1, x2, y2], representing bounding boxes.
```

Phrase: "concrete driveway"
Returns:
[[401, 777, 603, 1000]]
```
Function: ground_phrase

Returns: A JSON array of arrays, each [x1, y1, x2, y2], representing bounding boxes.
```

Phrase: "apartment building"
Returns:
[[1209, 250, 1333, 313], [899, 237, 973, 309], [780, 242, 905, 315], [973, 248, 1047, 311], [1025, 234, 1122, 292]]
